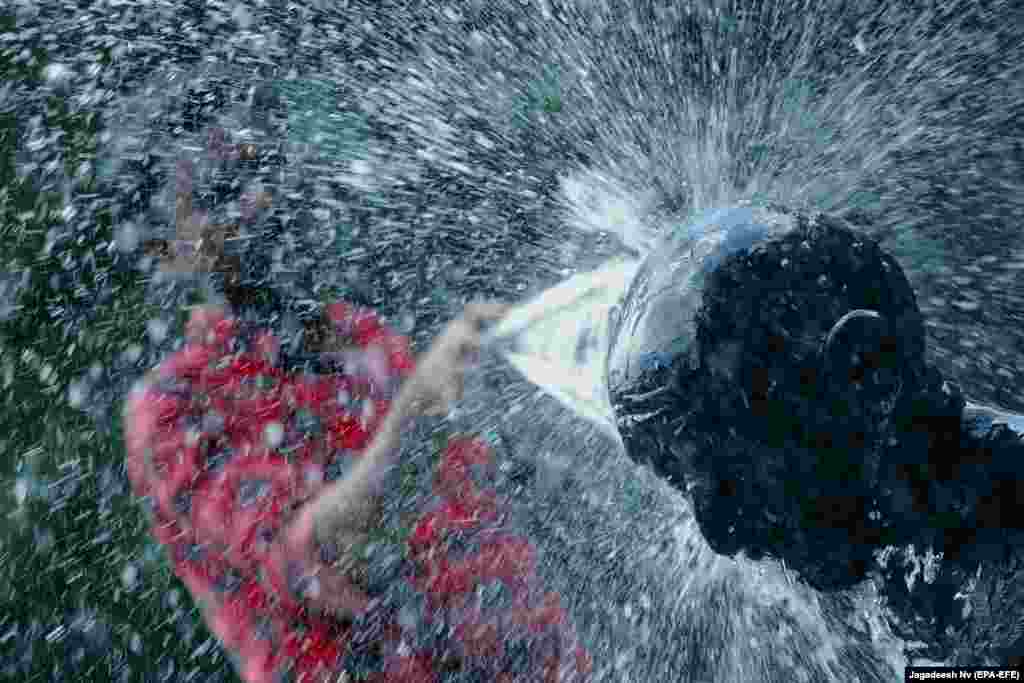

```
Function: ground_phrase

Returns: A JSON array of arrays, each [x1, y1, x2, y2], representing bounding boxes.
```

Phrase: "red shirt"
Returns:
[[123, 302, 592, 683]]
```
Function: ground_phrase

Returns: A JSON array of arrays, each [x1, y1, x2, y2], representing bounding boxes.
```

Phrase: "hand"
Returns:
[[395, 302, 509, 417], [149, 136, 271, 276], [161, 158, 226, 274]]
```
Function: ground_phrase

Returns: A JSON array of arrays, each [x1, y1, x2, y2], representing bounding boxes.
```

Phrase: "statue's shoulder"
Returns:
[[874, 376, 1024, 664], [961, 400, 1024, 446]]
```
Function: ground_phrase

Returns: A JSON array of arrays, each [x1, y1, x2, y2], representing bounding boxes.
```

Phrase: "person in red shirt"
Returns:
[[125, 136, 592, 683]]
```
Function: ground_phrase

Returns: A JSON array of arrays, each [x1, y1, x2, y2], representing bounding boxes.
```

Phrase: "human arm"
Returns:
[[306, 302, 509, 557]]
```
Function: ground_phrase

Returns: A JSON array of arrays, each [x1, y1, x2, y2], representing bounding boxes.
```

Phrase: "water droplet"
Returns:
[[173, 491, 192, 515], [952, 299, 980, 312], [324, 454, 353, 482], [231, 4, 252, 29], [68, 381, 88, 408], [43, 62, 72, 85], [293, 409, 322, 436], [115, 222, 139, 253], [122, 345, 142, 364], [122, 563, 139, 591], [238, 479, 272, 507], [263, 421, 285, 448], [853, 33, 868, 55], [147, 319, 170, 344], [184, 428, 202, 447], [201, 411, 225, 436], [14, 477, 29, 505]]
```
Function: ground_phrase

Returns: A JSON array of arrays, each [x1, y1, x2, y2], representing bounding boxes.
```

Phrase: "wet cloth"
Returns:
[[123, 302, 591, 683]]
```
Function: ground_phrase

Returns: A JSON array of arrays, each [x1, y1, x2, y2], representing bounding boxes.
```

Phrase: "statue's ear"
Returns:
[[818, 309, 904, 404]]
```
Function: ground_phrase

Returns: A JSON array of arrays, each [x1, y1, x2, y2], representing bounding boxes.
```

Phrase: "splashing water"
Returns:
[[607, 204, 798, 385], [439, 346, 911, 682], [486, 258, 640, 446], [1, 0, 1022, 680]]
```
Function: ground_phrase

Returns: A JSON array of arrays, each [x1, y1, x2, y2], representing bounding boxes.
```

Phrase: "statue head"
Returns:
[[611, 205, 932, 589]]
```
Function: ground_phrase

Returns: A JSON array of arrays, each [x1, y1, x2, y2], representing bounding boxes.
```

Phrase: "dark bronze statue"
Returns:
[[611, 205, 1024, 665]]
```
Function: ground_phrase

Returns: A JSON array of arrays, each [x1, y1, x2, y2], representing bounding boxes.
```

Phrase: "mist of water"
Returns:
[[3, 0, 1022, 680]]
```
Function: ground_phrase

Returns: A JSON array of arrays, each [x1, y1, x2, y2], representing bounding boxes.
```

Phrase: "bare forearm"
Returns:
[[308, 300, 504, 547], [311, 400, 412, 541]]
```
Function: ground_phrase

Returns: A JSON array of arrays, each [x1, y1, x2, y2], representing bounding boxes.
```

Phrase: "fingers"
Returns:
[[437, 320, 481, 370], [239, 188, 273, 223], [456, 329, 482, 363], [447, 300, 507, 355], [462, 301, 510, 329], [207, 127, 228, 160]]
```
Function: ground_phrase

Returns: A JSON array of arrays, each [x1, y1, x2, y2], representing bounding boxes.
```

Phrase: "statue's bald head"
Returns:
[[612, 206, 930, 589]]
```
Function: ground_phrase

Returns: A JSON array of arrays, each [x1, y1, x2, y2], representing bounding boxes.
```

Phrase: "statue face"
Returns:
[[609, 205, 797, 390]]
